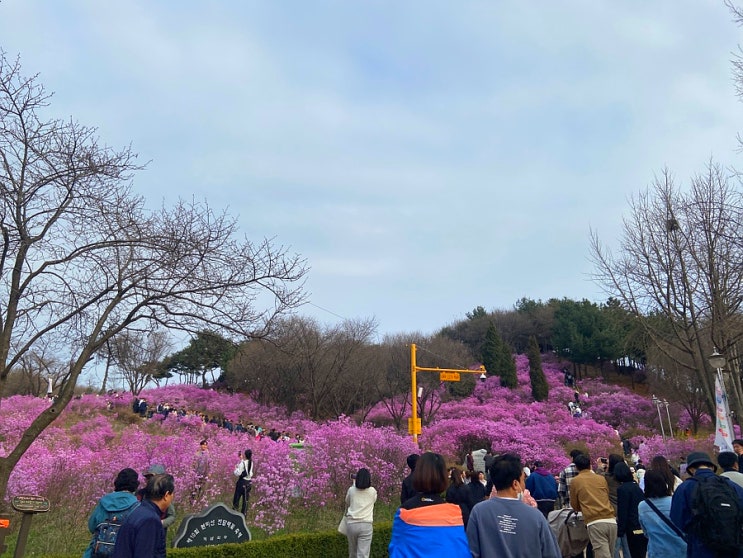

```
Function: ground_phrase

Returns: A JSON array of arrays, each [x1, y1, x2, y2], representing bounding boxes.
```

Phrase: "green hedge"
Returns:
[[44, 522, 393, 558]]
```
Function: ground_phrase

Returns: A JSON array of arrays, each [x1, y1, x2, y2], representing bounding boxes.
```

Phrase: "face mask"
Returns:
[[517, 491, 524, 501]]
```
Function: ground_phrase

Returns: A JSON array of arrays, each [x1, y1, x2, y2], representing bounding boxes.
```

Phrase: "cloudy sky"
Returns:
[[1, 1, 742, 339]]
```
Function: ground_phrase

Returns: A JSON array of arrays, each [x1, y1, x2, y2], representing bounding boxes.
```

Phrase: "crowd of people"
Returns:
[[340, 444, 743, 558], [126, 395, 305, 444], [89, 390, 743, 558]]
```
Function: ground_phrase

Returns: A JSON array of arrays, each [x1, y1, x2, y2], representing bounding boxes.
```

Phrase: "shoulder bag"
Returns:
[[337, 509, 348, 536], [645, 498, 687, 543]]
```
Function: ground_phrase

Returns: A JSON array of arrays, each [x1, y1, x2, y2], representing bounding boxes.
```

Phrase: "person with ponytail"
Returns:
[[232, 449, 254, 515]]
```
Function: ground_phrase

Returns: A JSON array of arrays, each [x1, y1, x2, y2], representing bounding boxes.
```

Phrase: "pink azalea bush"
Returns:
[[0, 353, 720, 539]]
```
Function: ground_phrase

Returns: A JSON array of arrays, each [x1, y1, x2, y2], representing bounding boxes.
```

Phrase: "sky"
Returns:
[[1, 1, 743, 341]]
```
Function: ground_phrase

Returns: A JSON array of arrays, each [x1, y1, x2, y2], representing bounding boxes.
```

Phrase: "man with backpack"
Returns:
[[112, 473, 175, 558], [670, 451, 743, 557], [83, 468, 140, 558]]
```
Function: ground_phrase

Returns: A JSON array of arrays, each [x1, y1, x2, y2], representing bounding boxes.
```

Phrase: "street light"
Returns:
[[709, 350, 726, 371], [663, 399, 674, 439], [652, 395, 666, 442]]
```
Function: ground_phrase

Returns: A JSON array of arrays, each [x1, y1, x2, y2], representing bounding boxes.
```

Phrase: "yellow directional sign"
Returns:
[[407, 417, 422, 435], [440, 372, 461, 382]]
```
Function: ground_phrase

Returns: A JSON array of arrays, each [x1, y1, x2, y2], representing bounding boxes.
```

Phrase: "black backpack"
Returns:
[[91, 502, 140, 558], [690, 475, 743, 554]]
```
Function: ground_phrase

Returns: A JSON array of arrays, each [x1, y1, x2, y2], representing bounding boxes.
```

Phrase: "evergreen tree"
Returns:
[[482, 321, 517, 388], [498, 335, 518, 389], [481, 322, 500, 378], [527, 335, 549, 401]]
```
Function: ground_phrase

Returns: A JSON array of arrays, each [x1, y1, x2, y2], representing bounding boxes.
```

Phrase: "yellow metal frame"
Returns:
[[409, 343, 486, 444]]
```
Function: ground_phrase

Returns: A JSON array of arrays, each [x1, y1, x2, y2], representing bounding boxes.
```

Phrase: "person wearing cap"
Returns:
[[670, 451, 743, 557], [113, 473, 175, 558], [137, 464, 176, 531], [83, 468, 139, 558]]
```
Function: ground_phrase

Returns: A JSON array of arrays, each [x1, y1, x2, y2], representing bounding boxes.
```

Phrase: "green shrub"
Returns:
[[42, 522, 393, 558]]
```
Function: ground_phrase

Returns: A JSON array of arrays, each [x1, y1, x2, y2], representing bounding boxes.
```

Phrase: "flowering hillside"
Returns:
[[0, 353, 718, 545]]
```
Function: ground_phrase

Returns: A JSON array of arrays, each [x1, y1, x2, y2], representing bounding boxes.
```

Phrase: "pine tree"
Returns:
[[481, 322, 500, 378], [498, 336, 518, 389], [527, 335, 549, 401]]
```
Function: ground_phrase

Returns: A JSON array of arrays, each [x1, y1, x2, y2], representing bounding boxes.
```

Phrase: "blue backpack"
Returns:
[[91, 502, 140, 558]]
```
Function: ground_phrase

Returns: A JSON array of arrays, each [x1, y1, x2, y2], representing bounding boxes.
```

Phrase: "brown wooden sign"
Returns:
[[11, 495, 50, 513]]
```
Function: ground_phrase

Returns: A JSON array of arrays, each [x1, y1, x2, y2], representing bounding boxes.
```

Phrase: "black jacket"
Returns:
[[616, 481, 644, 537], [446, 483, 471, 525], [466, 481, 487, 510], [400, 473, 417, 505]]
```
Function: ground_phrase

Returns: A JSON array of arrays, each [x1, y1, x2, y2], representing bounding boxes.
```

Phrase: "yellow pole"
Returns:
[[410, 343, 418, 445]]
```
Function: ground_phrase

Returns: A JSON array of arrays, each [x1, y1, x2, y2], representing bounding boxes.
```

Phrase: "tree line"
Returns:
[[5, 1, 743, 512]]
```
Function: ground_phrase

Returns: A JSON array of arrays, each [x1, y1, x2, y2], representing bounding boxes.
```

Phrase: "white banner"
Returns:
[[715, 374, 735, 452]]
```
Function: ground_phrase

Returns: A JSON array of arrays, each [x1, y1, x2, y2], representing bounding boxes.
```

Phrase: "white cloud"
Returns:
[[1, 0, 741, 335]]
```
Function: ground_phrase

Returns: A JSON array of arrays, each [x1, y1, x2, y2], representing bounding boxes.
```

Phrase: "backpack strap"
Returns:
[[645, 498, 687, 543]]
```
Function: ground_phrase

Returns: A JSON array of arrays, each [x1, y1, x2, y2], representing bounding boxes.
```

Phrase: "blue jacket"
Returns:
[[389, 503, 470, 558], [526, 468, 558, 500], [638, 496, 687, 558], [670, 468, 743, 558], [111, 499, 165, 558], [84, 491, 139, 558]]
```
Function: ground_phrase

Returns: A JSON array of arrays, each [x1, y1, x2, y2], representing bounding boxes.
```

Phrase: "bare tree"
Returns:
[[591, 163, 743, 421], [0, 52, 307, 502], [108, 330, 171, 395], [645, 343, 708, 434], [373, 334, 417, 430], [227, 316, 377, 419], [11, 349, 67, 397]]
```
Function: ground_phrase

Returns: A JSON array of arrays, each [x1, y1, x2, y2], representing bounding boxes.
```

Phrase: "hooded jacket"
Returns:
[[84, 490, 139, 558]]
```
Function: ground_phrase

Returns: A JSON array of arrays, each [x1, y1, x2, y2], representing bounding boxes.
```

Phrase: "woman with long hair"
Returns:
[[639, 455, 682, 494], [615, 462, 647, 558], [345, 468, 377, 558], [445, 467, 471, 526], [232, 448, 254, 515], [638, 469, 687, 557]]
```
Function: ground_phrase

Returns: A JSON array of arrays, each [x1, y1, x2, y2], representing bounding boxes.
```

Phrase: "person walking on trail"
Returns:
[[569, 453, 617, 558], [557, 448, 582, 509], [670, 451, 743, 558]]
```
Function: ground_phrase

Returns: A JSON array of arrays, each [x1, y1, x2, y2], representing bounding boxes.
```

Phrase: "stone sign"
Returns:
[[173, 503, 251, 548], [11, 495, 50, 513]]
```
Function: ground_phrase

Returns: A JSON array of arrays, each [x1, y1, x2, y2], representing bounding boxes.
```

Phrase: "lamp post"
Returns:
[[663, 399, 674, 439], [709, 350, 726, 376], [652, 395, 666, 442]]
